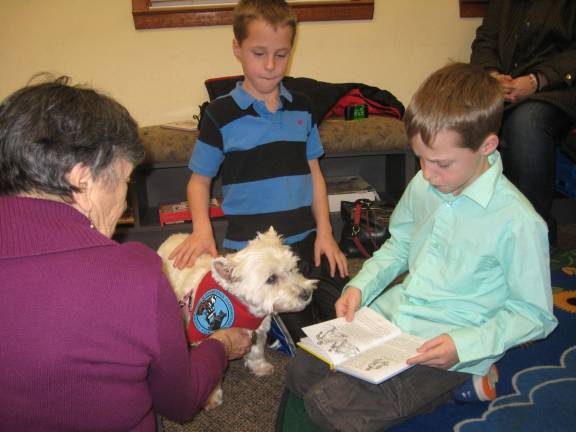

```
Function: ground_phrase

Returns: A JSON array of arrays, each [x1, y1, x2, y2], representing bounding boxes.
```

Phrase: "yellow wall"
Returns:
[[0, 0, 481, 126]]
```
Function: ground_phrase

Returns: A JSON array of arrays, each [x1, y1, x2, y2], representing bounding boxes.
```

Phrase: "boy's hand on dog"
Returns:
[[406, 334, 459, 370], [335, 287, 362, 322], [168, 231, 217, 269], [209, 328, 252, 360]]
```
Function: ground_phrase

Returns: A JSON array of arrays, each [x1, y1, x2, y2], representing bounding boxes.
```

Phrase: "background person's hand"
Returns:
[[335, 286, 362, 322], [209, 328, 252, 360], [491, 72, 514, 99], [506, 75, 537, 103], [168, 231, 217, 269]]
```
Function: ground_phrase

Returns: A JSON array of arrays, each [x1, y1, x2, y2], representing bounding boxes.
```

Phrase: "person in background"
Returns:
[[0, 76, 252, 431], [168, 0, 348, 344], [470, 0, 576, 247], [285, 63, 558, 431]]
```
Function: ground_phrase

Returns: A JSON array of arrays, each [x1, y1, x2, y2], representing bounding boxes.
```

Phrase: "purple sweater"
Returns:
[[0, 196, 227, 431]]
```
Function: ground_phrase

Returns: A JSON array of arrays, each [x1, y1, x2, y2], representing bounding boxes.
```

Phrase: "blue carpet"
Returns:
[[391, 249, 576, 432], [278, 250, 576, 432]]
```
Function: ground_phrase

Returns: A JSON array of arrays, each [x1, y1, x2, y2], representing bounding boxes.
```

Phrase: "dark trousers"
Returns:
[[286, 349, 469, 432], [280, 232, 349, 342], [500, 101, 573, 245]]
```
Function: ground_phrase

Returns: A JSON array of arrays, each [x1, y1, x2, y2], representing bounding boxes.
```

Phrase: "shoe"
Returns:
[[452, 365, 499, 402], [268, 314, 297, 357]]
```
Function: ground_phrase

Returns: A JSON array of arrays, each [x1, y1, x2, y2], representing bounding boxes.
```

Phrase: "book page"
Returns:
[[338, 333, 424, 384], [302, 307, 402, 365]]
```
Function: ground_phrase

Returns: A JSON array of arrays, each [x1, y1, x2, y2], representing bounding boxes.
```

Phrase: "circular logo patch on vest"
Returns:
[[192, 288, 235, 335]]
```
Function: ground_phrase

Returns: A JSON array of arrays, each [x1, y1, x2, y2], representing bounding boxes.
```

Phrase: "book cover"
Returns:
[[158, 198, 223, 226], [298, 307, 424, 384], [325, 175, 379, 213]]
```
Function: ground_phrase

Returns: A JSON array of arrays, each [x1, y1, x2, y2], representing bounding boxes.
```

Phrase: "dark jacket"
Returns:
[[470, 0, 576, 121], [203, 75, 405, 125]]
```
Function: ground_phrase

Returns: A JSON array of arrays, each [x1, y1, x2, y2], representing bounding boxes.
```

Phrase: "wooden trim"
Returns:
[[132, 0, 374, 29], [459, 1, 488, 18]]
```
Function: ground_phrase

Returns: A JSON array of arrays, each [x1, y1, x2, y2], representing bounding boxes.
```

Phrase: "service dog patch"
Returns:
[[183, 272, 263, 343]]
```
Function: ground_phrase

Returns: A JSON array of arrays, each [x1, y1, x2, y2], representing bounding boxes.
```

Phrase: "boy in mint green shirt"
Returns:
[[286, 62, 558, 431]]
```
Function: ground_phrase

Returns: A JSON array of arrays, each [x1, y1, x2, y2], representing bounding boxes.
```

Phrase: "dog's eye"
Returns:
[[266, 274, 278, 285]]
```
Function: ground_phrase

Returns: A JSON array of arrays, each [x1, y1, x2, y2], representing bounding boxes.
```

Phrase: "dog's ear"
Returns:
[[212, 257, 235, 284], [257, 226, 282, 243], [264, 226, 277, 237]]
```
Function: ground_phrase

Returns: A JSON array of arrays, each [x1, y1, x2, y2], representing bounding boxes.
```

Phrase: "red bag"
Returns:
[[324, 88, 402, 120]]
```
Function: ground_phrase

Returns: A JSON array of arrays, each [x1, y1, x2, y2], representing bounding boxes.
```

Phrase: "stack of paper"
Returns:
[[325, 175, 378, 213]]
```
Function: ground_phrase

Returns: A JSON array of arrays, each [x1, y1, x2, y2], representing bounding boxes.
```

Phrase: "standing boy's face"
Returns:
[[233, 18, 293, 104], [412, 129, 495, 196]]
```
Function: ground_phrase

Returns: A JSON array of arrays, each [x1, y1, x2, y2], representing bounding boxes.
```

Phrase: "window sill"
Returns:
[[132, 0, 374, 30]]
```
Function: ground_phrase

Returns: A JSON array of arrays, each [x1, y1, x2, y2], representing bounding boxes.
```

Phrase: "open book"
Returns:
[[298, 307, 425, 384]]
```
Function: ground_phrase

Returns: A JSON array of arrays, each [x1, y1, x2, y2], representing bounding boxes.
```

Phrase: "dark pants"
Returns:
[[500, 101, 573, 245], [286, 349, 469, 432], [280, 232, 349, 342]]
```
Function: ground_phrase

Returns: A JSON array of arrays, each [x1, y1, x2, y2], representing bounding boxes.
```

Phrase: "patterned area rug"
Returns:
[[161, 348, 289, 432], [277, 249, 576, 432]]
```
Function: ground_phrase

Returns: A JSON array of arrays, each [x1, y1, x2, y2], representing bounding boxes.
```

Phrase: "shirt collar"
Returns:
[[431, 151, 502, 208], [461, 150, 502, 207], [230, 80, 292, 110]]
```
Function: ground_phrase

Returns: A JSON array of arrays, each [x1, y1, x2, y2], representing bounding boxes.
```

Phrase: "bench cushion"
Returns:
[[139, 116, 409, 164]]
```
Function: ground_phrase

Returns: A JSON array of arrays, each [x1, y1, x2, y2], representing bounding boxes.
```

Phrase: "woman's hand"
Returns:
[[406, 334, 459, 370], [209, 328, 252, 360], [314, 232, 349, 278], [335, 286, 362, 322]]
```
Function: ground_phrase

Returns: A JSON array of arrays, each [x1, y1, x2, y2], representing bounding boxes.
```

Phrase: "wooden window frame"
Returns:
[[459, 0, 488, 18], [132, 0, 374, 30]]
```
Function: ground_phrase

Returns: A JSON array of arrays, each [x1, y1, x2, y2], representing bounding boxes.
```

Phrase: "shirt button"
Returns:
[[526, 21, 531, 27], [513, 62, 518, 68]]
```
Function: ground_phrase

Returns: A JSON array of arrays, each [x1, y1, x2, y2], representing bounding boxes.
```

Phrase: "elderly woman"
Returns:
[[470, 0, 576, 246], [0, 78, 251, 431]]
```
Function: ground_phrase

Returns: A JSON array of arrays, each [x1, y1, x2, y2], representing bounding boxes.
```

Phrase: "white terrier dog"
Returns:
[[157, 227, 316, 409]]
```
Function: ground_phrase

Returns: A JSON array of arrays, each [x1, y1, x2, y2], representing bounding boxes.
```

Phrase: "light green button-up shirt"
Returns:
[[349, 151, 558, 375]]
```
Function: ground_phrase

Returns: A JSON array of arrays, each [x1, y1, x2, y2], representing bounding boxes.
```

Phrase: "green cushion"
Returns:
[[276, 388, 321, 432]]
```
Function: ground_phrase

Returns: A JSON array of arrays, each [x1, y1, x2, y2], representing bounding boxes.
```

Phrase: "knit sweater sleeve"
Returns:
[[148, 271, 227, 422]]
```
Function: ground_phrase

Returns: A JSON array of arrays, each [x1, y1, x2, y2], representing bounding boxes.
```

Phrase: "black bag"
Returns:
[[339, 199, 395, 258]]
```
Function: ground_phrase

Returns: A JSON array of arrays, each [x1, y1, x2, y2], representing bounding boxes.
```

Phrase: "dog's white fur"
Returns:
[[157, 227, 316, 409]]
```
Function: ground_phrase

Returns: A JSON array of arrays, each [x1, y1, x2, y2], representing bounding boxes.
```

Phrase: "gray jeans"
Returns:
[[286, 349, 469, 432]]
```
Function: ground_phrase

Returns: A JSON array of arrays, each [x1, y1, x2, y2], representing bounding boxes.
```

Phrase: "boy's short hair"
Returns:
[[404, 62, 503, 151], [233, 0, 297, 46]]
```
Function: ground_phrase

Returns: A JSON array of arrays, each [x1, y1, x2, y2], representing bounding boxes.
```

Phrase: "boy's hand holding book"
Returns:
[[406, 333, 459, 370], [335, 286, 362, 322], [298, 307, 425, 384]]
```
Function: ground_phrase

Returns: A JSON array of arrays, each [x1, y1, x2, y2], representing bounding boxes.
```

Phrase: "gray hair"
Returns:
[[0, 75, 144, 200]]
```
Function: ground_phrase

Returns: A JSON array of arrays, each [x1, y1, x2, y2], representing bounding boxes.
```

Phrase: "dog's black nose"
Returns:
[[299, 291, 312, 302]]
